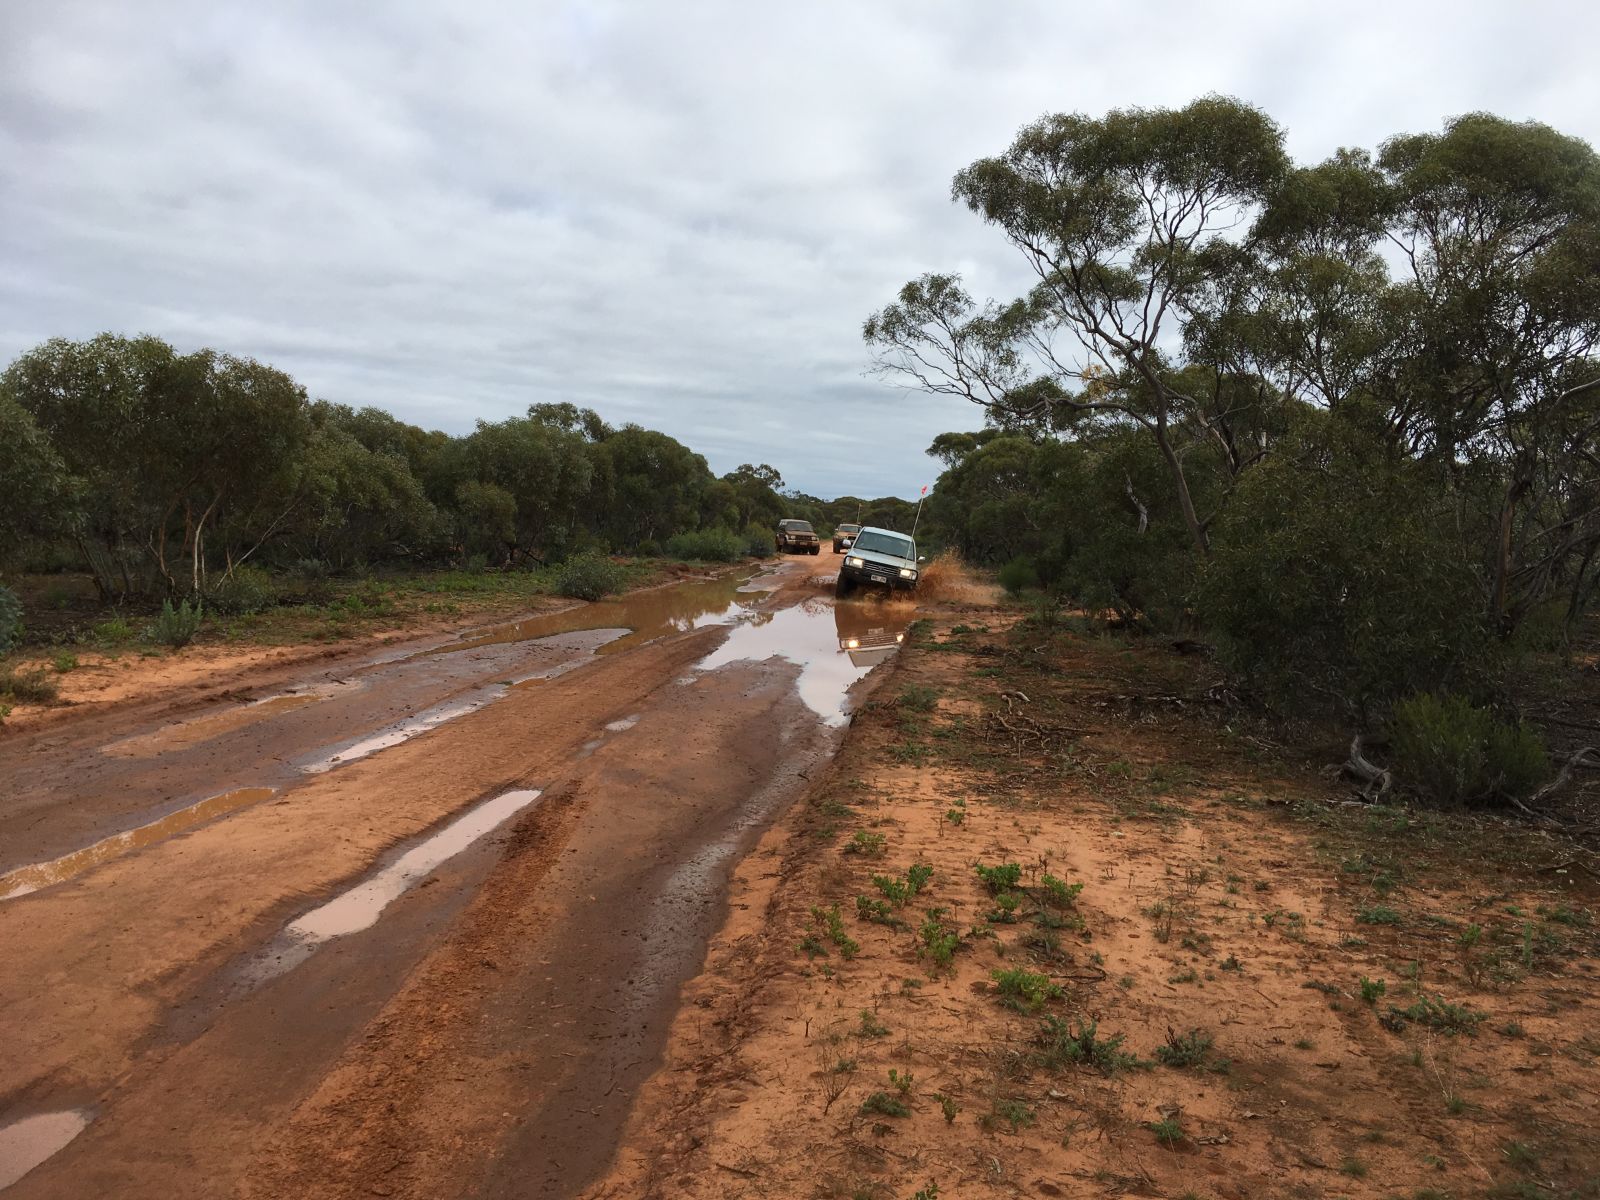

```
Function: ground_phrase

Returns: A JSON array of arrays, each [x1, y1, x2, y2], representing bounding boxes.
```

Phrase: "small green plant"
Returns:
[[917, 909, 960, 969], [148, 598, 204, 648], [872, 863, 933, 907], [1040, 874, 1084, 907], [986, 1098, 1036, 1133], [856, 896, 899, 926], [944, 807, 965, 826], [888, 1068, 914, 1096], [1360, 977, 1387, 1004], [810, 905, 860, 960], [1339, 1157, 1369, 1179], [91, 616, 135, 645], [51, 651, 77, 673], [975, 861, 1022, 893], [1357, 904, 1403, 926], [1154, 1028, 1214, 1068], [859, 1091, 910, 1118], [1144, 1116, 1185, 1147], [1034, 1017, 1139, 1074], [911, 1185, 940, 1200], [1388, 994, 1484, 1035], [990, 967, 1061, 1013], [898, 685, 939, 712], [932, 1092, 960, 1123], [858, 1009, 890, 1038], [987, 891, 1023, 923], [845, 831, 888, 857], [1220, 954, 1243, 972]]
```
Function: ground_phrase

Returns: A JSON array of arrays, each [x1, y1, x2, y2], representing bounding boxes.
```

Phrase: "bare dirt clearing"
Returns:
[[588, 607, 1600, 1200]]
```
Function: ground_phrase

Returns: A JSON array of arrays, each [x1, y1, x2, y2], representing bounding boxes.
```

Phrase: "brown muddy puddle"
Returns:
[[241, 788, 543, 985], [0, 1109, 91, 1190], [0, 788, 277, 902], [691, 596, 913, 726], [413, 568, 771, 662]]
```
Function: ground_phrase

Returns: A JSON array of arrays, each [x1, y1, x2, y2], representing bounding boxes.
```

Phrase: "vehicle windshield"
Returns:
[[837, 524, 861, 534], [853, 531, 914, 560], [780, 520, 813, 532]]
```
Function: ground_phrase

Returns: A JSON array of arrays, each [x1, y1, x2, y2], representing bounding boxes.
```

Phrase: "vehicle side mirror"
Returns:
[[918, 556, 927, 563]]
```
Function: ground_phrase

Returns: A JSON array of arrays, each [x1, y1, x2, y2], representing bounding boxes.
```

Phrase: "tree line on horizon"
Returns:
[[884, 98, 1598, 798], [0, 334, 916, 607]]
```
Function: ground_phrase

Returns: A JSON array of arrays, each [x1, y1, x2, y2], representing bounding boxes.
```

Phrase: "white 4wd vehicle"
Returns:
[[835, 526, 921, 596]]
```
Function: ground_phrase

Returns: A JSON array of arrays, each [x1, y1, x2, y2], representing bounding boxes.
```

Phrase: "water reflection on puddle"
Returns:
[[414, 569, 769, 660], [297, 689, 501, 774], [103, 682, 360, 758], [694, 598, 913, 726], [0, 1109, 91, 1190], [241, 788, 543, 985], [0, 788, 278, 902]]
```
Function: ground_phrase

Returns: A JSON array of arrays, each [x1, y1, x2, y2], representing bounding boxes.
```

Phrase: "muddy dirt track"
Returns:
[[0, 558, 915, 1197]]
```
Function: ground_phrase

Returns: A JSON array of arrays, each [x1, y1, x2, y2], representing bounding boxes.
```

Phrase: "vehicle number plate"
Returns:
[[870, 573, 887, 582]]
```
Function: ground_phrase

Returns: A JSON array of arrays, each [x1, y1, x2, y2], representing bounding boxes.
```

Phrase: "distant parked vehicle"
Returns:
[[832, 523, 862, 553], [835, 526, 921, 597], [775, 519, 820, 555]]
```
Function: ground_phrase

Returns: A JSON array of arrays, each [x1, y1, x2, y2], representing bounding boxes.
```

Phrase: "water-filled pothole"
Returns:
[[0, 788, 278, 902], [0, 1109, 91, 1191], [693, 597, 913, 726], [241, 788, 543, 985]]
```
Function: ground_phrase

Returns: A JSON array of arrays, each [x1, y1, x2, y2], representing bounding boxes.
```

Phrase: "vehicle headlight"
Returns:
[[900, 567, 916, 578], [845, 637, 860, 649], [847, 557, 864, 568]]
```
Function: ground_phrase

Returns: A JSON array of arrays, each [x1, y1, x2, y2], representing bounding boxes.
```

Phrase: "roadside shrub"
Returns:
[[554, 552, 627, 602], [997, 557, 1039, 596], [1198, 412, 1493, 717], [147, 598, 203, 648], [205, 565, 279, 616], [1390, 692, 1549, 806], [665, 527, 743, 562], [0, 585, 20, 653], [633, 539, 662, 558], [0, 664, 59, 703], [290, 559, 337, 605], [741, 528, 775, 559]]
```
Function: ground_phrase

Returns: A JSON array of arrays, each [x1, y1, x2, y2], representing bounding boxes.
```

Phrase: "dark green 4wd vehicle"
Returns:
[[775, 519, 820, 555]]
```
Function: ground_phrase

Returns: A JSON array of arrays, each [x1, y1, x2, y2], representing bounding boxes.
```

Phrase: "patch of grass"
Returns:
[[898, 685, 939, 712], [855, 896, 900, 927], [1039, 873, 1084, 907], [931, 1092, 960, 1123], [1360, 977, 1387, 1004], [51, 651, 78, 672], [1340, 1157, 1369, 1179], [147, 598, 203, 648], [871, 863, 933, 907], [1387, 994, 1485, 1035]]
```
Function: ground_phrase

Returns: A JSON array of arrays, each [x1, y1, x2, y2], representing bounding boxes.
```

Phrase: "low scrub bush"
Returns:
[[0, 664, 59, 703], [741, 528, 775, 558], [0, 585, 21, 653], [1034, 1017, 1139, 1074], [205, 565, 279, 615], [991, 967, 1062, 1012], [997, 557, 1039, 596], [147, 598, 203, 648], [1390, 692, 1549, 806], [554, 552, 627, 601], [665, 527, 744, 562]]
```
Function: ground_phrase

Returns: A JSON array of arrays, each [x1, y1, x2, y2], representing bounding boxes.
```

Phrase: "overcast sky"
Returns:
[[3, 1, 1597, 498]]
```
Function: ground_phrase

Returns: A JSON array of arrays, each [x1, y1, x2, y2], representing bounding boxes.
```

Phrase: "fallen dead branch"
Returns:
[[1342, 734, 1392, 801]]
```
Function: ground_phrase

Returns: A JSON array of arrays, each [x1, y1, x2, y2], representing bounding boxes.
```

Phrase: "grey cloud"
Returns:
[[3, 0, 1597, 498]]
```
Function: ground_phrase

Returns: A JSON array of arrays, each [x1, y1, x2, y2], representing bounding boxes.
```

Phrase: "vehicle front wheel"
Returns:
[[835, 573, 855, 599], [810, 546, 819, 555]]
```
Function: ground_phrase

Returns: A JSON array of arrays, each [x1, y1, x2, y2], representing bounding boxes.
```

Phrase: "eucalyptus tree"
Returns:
[[865, 96, 1290, 555]]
